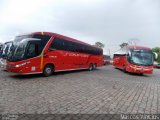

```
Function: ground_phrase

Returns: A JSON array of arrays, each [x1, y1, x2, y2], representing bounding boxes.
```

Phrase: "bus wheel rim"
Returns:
[[46, 67, 51, 74]]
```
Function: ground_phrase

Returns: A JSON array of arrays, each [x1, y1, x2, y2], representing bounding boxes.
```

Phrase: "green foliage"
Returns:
[[120, 43, 128, 48], [95, 42, 105, 48], [152, 47, 160, 63]]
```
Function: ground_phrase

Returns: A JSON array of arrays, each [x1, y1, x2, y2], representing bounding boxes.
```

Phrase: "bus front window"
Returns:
[[130, 50, 153, 66], [8, 39, 41, 61], [7, 34, 51, 62], [11, 40, 28, 61]]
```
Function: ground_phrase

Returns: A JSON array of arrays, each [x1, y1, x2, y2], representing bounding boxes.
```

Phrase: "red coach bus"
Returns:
[[6, 32, 103, 76], [113, 46, 154, 74]]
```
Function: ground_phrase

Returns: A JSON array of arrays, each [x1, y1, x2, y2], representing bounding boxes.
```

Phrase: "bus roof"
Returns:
[[17, 32, 102, 50], [113, 45, 152, 55], [128, 46, 151, 50], [114, 50, 127, 55]]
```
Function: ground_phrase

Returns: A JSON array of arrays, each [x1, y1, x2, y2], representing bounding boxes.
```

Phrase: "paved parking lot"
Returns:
[[0, 65, 160, 115]]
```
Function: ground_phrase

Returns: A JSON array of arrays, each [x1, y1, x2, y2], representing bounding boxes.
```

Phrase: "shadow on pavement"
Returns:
[[8, 69, 98, 80], [114, 67, 150, 77]]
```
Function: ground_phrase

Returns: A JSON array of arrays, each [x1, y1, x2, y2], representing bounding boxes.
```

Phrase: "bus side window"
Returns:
[[26, 44, 37, 58], [72, 42, 77, 52], [69, 42, 74, 52], [64, 40, 70, 51], [76, 44, 81, 53], [49, 38, 61, 50], [49, 41, 55, 49]]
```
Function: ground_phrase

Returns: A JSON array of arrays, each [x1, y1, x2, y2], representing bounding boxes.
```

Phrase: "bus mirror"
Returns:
[[128, 51, 131, 56], [153, 52, 158, 60], [127, 53, 130, 57], [48, 48, 56, 51]]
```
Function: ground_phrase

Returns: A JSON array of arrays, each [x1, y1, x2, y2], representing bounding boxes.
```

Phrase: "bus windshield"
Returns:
[[7, 34, 51, 62], [130, 49, 153, 66], [11, 40, 28, 61]]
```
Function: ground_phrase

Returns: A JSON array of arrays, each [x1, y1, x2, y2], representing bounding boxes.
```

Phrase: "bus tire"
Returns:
[[123, 66, 127, 73], [43, 64, 54, 77], [139, 73, 143, 76], [93, 64, 97, 70], [88, 64, 93, 71]]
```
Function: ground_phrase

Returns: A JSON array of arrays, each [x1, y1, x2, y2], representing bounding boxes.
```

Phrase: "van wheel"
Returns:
[[88, 64, 93, 71], [43, 65, 54, 77]]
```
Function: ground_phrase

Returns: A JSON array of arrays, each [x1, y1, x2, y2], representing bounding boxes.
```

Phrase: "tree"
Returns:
[[95, 42, 105, 48], [120, 43, 128, 48], [152, 47, 160, 63]]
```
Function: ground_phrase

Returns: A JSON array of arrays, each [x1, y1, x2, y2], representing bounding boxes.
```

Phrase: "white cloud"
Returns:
[[0, 0, 53, 23]]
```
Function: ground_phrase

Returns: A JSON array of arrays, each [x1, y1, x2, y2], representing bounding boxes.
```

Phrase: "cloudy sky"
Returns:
[[0, 0, 160, 54]]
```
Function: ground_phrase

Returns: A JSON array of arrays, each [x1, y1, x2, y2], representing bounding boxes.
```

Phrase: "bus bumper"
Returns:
[[7, 66, 27, 74], [6, 62, 42, 75], [127, 65, 153, 74], [7, 67, 42, 75]]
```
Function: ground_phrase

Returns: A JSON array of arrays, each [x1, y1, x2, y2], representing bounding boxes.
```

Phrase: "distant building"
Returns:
[[103, 55, 111, 60], [103, 55, 111, 65]]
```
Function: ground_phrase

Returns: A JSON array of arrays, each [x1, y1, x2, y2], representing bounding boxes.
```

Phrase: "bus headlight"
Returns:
[[130, 65, 136, 68], [15, 62, 30, 68]]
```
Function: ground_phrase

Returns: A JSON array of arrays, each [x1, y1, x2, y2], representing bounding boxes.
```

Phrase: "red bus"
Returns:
[[6, 32, 103, 76], [113, 46, 154, 74]]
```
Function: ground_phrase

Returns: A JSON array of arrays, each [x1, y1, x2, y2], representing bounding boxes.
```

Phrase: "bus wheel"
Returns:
[[123, 66, 127, 73], [43, 64, 54, 77], [88, 64, 93, 71], [139, 73, 143, 76], [93, 64, 97, 70]]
